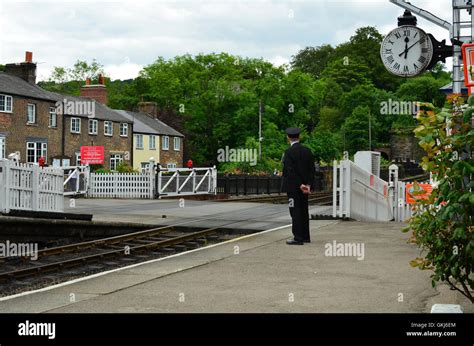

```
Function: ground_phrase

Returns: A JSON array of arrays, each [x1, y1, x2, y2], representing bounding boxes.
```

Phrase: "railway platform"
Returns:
[[1, 220, 471, 313]]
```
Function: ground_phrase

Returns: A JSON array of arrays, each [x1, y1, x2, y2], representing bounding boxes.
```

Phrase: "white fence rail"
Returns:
[[333, 159, 392, 221], [0, 160, 64, 213]]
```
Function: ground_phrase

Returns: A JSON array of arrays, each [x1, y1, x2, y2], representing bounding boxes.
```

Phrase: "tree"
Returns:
[[291, 44, 334, 79], [396, 76, 447, 107], [307, 129, 340, 163], [342, 105, 377, 154]]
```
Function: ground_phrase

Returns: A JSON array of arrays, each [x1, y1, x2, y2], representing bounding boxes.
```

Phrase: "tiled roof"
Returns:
[[116, 110, 184, 137], [48, 92, 133, 123], [0, 72, 57, 102]]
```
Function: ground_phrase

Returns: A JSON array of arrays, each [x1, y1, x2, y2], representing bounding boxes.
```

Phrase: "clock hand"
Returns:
[[403, 37, 409, 59], [399, 37, 424, 57]]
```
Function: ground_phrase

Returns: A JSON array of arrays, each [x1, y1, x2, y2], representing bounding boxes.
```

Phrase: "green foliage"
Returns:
[[116, 161, 138, 173], [396, 76, 446, 107], [407, 97, 473, 303], [307, 129, 340, 164], [0, 64, 5, 72], [290, 44, 334, 79], [342, 105, 376, 154]]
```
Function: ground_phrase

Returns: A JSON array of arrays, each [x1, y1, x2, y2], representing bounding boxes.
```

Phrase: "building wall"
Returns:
[[159, 135, 183, 168], [0, 95, 61, 163], [133, 133, 160, 170], [63, 116, 132, 169], [390, 131, 424, 162]]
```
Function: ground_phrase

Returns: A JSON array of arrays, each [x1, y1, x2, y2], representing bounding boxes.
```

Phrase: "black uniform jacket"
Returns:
[[281, 142, 315, 193]]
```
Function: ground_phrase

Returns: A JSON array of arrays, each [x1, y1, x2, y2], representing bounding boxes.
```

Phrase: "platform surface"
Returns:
[[1, 220, 471, 313]]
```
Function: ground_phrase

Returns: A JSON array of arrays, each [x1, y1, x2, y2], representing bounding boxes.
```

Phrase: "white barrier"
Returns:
[[88, 171, 154, 199], [157, 166, 217, 197], [333, 159, 392, 221], [0, 160, 64, 213]]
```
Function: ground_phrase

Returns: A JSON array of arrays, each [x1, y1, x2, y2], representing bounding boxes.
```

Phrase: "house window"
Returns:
[[167, 163, 177, 169], [120, 123, 128, 137], [104, 121, 113, 136], [110, 154, 123, 171], [162, 136, 169, 150], [89, 119, 98, 135], [49, 107, 57, 128], [26, 141, 47, 163], [75, 152, 81, 166], [71, 118, 81, 133], [135, 134, 144, 149], [149, 135, 156, 150], [141, 162, 150, 173], [27, 104, 36, 124], [174, 137, 181, 151], [0, 136, 5, 160], [0, 95, 13, 112]]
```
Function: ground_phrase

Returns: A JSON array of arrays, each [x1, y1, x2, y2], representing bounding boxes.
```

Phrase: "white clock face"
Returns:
[[380, 26, 433, 77]]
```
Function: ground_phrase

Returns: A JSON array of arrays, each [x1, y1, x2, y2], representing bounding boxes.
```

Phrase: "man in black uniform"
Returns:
[[281, 127, 315, 245]]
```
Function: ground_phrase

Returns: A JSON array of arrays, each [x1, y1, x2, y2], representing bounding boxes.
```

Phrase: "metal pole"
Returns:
[[368, 111, 372, 151], [258, 99, 262, 160]]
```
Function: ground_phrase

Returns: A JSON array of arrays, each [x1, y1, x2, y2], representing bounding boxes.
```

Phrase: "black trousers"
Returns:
[[287, 190, 310, 242]]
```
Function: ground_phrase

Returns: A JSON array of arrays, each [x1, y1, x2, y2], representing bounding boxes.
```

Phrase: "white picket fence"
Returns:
[[0, 160, 64, 213], [88, 172, 154, 199]]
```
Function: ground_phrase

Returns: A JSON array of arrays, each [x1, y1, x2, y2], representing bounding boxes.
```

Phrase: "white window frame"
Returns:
[[149, 135, 156, 150], [0, 94, 13, 113], [120, 123, 128, 137], [0, 136, 5, 160], [75, 152, 81, 165], [110, 154, 123, 171], [27, 104, 36, 124], [104, 121, 113, 136], [71, 117, 81, 134], [135, 134, 144, 149], [26, 141, 47, 163], [88, 119, 98, 135], [162, 136, 169, 150], [167, 163, 177, 169], [49, 107, 57, 128], [173, 137, 181, 151]]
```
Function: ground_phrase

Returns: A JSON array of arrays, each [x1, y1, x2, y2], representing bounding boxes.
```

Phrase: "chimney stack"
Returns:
[[138, 101, 158, 118], [4, 51, 37, 84], [80, 74, 108, 105]]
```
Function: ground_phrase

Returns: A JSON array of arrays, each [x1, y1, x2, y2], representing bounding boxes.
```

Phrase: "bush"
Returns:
[[405, 97, 473, 303]]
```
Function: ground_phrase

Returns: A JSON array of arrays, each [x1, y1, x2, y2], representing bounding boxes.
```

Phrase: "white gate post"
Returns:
[[32, 164, 40, 211], [212, 165, 217, 194], [389, 164, 399, 221], [149, 158, 155, 199]]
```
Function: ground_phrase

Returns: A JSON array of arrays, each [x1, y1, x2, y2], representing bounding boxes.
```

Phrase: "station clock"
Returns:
[[380, 25, 434, 77]]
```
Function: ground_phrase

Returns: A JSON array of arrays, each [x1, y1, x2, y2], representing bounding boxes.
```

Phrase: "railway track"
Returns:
[[217, 191, 333, 205], [0, 205, 293, 291]]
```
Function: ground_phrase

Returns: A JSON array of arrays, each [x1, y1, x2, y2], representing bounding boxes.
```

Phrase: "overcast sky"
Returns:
[[0, 0, 453, 81]]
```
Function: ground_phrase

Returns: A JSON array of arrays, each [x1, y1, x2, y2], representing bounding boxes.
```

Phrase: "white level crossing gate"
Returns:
[[85, 162, 217, 199], [332, 156, 423, 222], [0, 160, 64, 213]]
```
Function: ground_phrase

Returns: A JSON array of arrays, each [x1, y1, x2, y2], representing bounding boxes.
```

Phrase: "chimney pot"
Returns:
[[25, 51, 33, 63], [85, 78, 91, 86]]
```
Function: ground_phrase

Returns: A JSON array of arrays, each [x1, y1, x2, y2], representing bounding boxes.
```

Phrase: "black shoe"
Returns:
[[286, 239, 304, 245], [303, 239, 311, 243]]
